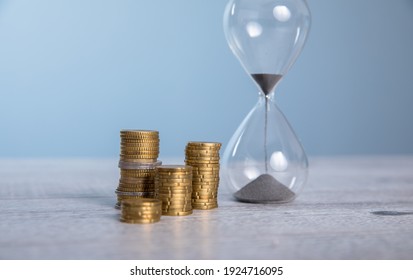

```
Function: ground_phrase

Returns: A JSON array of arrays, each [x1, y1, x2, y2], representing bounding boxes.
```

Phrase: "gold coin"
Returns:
[[160, 178, 192, 183], [192, 184, 219, 189], [121, 158, 158, 164], [192, 190, 217, 196], [157, 189, 192, 193], [120, 168, 156, 173], [155, 177, 192, 182], [162, 207, 192, 212], [156, 165, 192, 172], [185, 160, 220, 165], [117, 194, 155, 200], [191, 170, 219, 175], [191, 198, 218, 203], [162, 210, 193, 216], [120, 152, 159, 157], [118, 181, 156, 189], [120, 144, 159, 148], [192, 185, 218, 190], [188, 163, 220, 168], [192, 205, 218, 210], [117, 190, 155, 195], [120, 176, 154, 183], [162, 202, 192, 208], [117, 183, 155, 189], [120, 129, 159, 135], [122, 211, 160, 217], [186, 141, 221, 148], [185, 155, 219, 159], [121, 213, 161, 220], [121, 206, 161, 213], [156, 169, 192, 174], [192, 201, 218, 206], [189, 167, 220, 172], [155, 176, 192, 182], [121, 198, 161, 206], [119, 183, 155, 189], [191, 179, 220, 184], [120, 170, 155, 177], [120, 153, 159, 158], [120, 147, 159, 151], [120, 135, 159, 140], [185, 146, 221, 151], [116, 187, 156, 196], [158, 195, 191, 200], [185, 151, 220, 156], [192, 174, 219, 178], [120, 143, 159, 148], [192, 182, 218, 188], [120, 140, 159, 145], [120, 138, 159, 143], [192, 188, 218, 193], [118, 181, 155, 187], [120, 217, 161, 224], [185, 152, 220, 157], [156, 183, 192, 187], [185, 161, 220, 166], [192, 195, 217, 200], [192, 177, 219, 181], [117, 188, 156, 194], [156, 177, 192, 182], [161, 200, 191, 206], [157, 185, 192, 189], [159, 197, 191, 202], [120, 149, 159, 155]]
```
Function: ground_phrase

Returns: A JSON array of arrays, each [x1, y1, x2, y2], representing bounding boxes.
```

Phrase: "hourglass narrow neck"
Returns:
[[251, 74, 283, 96], [258, 91, 276, 102]]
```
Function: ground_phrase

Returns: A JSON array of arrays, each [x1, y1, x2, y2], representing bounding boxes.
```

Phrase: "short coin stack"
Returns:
[[155, 165, 193, 216], [185, 142, 222, 210], [116, 130, 161, 209], [120, 198, 162, 224]]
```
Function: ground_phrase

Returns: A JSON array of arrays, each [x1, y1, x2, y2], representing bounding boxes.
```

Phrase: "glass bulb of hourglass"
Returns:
[[222, 0, 311, 203]]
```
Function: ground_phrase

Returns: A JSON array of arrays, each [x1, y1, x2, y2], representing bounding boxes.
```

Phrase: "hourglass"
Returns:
[[222, 0, 311, 203]]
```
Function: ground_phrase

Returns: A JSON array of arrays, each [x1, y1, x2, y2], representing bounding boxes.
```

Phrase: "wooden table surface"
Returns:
[[0, 156, 412, 260]]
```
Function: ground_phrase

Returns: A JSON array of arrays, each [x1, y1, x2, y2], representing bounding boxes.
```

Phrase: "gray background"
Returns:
[[1, 0, 412, 157]]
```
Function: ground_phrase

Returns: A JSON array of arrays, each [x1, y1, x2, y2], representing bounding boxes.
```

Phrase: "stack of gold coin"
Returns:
[[185, 142, 221, 210], [120, 130, 159, 163], [120, 198, 162, 224], [116, 168, 157, 207], [155, 165, 193, 216], [116, 130, 161, 209]]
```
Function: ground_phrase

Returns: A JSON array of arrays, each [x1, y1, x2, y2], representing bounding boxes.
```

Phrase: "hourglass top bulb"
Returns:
[[223, 0, 311, 95]]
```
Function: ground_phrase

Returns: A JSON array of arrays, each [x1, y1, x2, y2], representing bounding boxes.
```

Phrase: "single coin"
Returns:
[[162, 210, 193, 216]]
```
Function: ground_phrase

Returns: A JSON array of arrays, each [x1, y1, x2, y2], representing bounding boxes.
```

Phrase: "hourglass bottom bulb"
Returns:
[[233, 174, 296, 203], [251, 73, 283, 95]]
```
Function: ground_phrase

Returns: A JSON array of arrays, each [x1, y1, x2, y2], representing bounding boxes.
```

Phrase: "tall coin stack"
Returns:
[[155, 165, 193, 216], [120, 198, 162, 224], [116, 130, 161, 209], [185, 142, 222, 210]]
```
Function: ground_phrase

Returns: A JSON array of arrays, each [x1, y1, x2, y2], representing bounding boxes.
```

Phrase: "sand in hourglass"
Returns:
[[251, 73, 282, 95], [234, 174, 295, 203]]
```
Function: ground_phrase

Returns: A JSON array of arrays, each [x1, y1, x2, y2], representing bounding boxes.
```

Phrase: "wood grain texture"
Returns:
[[0, 156, 412, 260]]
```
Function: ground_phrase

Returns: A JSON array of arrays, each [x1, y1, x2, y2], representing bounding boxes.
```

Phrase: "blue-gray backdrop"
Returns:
[[1, 0, 412, 157]]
